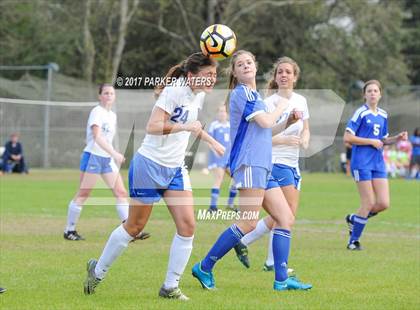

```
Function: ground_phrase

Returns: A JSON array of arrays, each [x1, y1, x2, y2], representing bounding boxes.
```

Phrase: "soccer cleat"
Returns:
[[273, 277, 312, 291], [0, 287, 6, 294], [192, 262, 215, 290], [263, 263, 274, 271], [226, 205, 239, 213], [345, 214, 354, 236], [158, 285, 189, 300], [64, 230, 85, 241], [347, 240, 362, 251], [263, 264, 295, 276], [84, 259, 102, 295], [207, 207, 218, 213], [233, 241, 250, 268], [130, 231, 151, 243]]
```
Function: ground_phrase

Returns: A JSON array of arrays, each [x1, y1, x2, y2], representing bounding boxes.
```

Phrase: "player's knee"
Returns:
[[287, 213, 296, 228], [238, 220, 258, 234], [124, 220, 146, 237], [362, 201, 375, 211], [76, 189, 91, 202], [114, 188, 128, 199], [272, 213, 294, 230], [177, 219, 195, 236]]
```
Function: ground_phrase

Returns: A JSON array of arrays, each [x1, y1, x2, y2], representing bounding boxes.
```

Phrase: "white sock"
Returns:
[[265, 230, 274, 266], [163, 233, 194, 289], [241, 219, 270, 246], [94, 224, 133, 279], [65, 200, 82, 232], [115, 202, 129, 221]]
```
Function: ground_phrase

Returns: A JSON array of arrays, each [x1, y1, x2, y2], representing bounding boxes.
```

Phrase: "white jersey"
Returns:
[[138, 79, 205, 168], [265, 92, 309, 167], [83, 104, 117, 158]]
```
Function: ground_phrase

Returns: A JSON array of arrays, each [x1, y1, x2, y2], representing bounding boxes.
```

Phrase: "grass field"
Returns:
[[0, 170, 419, 309]]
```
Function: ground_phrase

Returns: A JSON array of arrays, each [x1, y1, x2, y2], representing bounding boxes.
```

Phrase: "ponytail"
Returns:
[[154, 53, 217, 98]]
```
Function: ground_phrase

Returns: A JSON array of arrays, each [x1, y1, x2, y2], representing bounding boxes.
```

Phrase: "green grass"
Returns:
[[0, 170, 419, 309]]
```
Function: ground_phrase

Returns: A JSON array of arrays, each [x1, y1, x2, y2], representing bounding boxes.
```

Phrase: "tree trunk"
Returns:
[[109, 0, 139, 84], [83, 0, 95, 83]]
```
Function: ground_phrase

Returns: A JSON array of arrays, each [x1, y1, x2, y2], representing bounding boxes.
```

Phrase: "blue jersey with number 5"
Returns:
[[346, 104, 389, 171]]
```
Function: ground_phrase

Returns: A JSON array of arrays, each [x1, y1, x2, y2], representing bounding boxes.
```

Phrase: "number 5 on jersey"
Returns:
[[170, 107, 189, 124], [373, 124, 380, 136]]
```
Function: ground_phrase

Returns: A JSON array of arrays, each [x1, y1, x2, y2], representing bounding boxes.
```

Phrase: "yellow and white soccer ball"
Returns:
[[200, 24, 237, 60]]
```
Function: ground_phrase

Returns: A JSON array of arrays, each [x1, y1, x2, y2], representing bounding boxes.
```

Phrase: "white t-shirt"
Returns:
[[138, 79, 205, 168], [83, 105, 117, 158], [265, 92, 309, 167]]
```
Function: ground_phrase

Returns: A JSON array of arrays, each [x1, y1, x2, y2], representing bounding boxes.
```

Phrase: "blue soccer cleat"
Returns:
[[192, 262, 215, 290], [274, 277, 312, 291]]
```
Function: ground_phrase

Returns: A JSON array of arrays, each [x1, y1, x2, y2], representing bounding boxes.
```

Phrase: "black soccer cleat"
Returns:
[[64, 230, 85, 241], [347, 240, 362, 251], [130, 231, 151, 243], [233, 241, 250, 268]]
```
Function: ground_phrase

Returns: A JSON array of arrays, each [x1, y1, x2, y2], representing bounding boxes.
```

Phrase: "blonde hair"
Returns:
[[265, 56, 301, 96]]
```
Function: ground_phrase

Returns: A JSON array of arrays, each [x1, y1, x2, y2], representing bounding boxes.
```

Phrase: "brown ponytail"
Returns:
[[154, 53, 217, 98]]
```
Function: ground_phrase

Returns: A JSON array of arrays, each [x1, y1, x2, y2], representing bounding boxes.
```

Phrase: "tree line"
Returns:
[[0, 0, 418, 98]]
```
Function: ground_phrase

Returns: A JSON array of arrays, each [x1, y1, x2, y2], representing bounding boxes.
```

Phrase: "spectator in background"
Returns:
[[408, 127, 420, 179], [396, 140, 411, 177], [1, 133, 28, 174], [345, 141, 352, 176]]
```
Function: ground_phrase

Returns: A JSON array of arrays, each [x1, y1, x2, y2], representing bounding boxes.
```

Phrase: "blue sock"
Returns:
[[227, 186, 237, 207], [210, 188, 220, 209], [201, 224, 244, 272], [272, 228, 291, 282], [349, 215, 367, 244]]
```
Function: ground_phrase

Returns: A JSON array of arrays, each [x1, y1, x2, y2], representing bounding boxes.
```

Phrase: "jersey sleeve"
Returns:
[[346, 109, 363, 135], [87, 106, 103, 129], [232, 86, 265, 122], [382, 117, 389, 138], [155, 87, 177, 114]]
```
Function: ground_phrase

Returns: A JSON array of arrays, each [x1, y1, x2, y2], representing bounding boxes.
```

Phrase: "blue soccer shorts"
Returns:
[[129, 152, 192, 204]]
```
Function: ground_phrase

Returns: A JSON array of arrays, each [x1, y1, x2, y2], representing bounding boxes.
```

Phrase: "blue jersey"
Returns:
[[208, 120, 230, 168], [409, 135, 420, 156], [346, 104, 389, 171], [229, 84, 272, 173]]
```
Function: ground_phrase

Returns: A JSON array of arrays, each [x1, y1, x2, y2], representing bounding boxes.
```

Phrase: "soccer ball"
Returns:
[[200, 24, 237, 60]]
